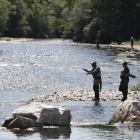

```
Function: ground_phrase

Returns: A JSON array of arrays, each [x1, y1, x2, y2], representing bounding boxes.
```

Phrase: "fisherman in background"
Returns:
[[83, 62, 102, 102], [95, 38, 100, 49], [130, 36, 134, 48]]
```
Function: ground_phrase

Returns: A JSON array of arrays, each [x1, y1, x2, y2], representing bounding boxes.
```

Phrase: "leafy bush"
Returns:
[[131, 82, 140, 91]]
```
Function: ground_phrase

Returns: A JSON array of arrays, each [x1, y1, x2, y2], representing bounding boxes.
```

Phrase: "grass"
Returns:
[[0, 37, 30, 41], [0, 37, 12, 41], [130, 82, 140, 91], [122, 39, 140, 46], [111, 39, 140, 46]]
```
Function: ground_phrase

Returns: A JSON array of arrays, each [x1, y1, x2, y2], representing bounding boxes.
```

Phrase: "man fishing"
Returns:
[[83, 62, 102, 102], [119, 62, 130, 101]]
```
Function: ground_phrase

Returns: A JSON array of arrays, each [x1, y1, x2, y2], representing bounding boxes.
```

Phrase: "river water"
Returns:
[[0, 39, 140, 140]]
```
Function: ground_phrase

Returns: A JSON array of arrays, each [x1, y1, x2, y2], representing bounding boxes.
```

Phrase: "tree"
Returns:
[[61, 0, 76, 9], [83, 0, 99, 43], [4, 0, 30, 37], [68, 0, 95, 42], [97, 0, 140, 43], [48, 0, 67, 38], [27, 0, 49, 38], [0, 0, 11, 37]]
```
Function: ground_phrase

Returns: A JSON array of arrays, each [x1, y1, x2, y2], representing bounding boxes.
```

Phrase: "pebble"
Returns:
[[25, 90, 140, 103]]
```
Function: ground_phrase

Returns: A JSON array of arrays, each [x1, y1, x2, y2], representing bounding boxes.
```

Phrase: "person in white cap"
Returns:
[[83, 62, 102, 102]]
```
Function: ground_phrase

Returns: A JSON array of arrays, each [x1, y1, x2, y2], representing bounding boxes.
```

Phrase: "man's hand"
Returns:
[[83, 68, 87, 71]]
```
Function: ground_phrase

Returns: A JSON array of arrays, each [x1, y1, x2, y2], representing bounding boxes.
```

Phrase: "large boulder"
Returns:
[[109, 100, 140, 124], [37, 105, 71, 126], [2, 102, 71, 129]]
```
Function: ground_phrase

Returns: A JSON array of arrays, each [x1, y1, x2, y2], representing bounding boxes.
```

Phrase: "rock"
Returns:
[[37, 105, 71, 126], [2, 117, 15, 127], [7, 116, 37, 130], [109, 100, 140, 124], [2, 102, 71, 129], [0, 127, 7, 131]]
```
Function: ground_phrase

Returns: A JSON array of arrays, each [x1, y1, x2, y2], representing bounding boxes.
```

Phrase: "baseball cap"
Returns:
[[122, 62, 127, 65], [91, 61, 96, 65]]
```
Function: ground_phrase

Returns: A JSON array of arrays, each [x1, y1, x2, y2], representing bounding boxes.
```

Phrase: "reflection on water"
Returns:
[[1, 124, 140, 140], [10, 127, 71, 139], [71, 123, 140, 140]]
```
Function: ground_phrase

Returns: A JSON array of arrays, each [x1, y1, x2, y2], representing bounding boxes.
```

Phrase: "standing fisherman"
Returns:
[[130, 36, 134, 48], [95, 38, 100, 49], [119, 62, 130, 101], [119, 61, 136, 101], [83, 62, 102, 102]]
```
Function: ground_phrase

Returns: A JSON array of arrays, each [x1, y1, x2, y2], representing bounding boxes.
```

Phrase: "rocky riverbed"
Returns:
[[21, 90, 140, 104]]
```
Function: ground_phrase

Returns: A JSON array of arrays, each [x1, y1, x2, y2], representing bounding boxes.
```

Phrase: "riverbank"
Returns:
[[21, 90, 140, 104], [101, 44, 140, 51], [0, 37, 33, 42], [1, 37, 140, 50]]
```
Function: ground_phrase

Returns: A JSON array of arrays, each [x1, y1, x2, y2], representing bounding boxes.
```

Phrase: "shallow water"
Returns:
[[0, 39, 140, 140], [1, 101, 140, 140]]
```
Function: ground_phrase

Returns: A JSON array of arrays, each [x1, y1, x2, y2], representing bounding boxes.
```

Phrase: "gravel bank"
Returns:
[[22, 90, 140, 103]]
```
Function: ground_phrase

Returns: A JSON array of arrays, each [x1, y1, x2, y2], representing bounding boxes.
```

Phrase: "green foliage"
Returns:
[[61, 0, 76, 9], [4, 0, 30, 37], [68, 0, 93, 42], [48, 0, 67, 37], [1, 0, 140, 43], [97, 0, 140, 43], [122, 39, 140, 46], [0, 0, 11, 37], [131, 82, 140, 91], [27, 0, 49, 38]]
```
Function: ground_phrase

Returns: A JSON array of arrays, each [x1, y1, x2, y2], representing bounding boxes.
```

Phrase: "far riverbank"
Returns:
[[1, 37, 140, 50]]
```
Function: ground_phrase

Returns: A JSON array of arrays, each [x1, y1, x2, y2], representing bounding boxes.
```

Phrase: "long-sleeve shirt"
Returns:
[[121, 67, 130, 80], [87, 67, 101, 78]]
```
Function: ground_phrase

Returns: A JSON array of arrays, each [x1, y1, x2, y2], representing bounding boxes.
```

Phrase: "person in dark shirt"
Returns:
[[130, 36, 134, 48], [95, 38, 100, 49], [119, 62, 130, 101]]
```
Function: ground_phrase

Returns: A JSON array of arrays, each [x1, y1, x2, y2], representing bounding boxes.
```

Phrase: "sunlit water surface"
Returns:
[[0, 39, 140, 140]]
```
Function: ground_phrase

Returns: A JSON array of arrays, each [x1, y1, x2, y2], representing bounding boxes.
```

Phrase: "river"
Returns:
[[0, 39, 140, 140]]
